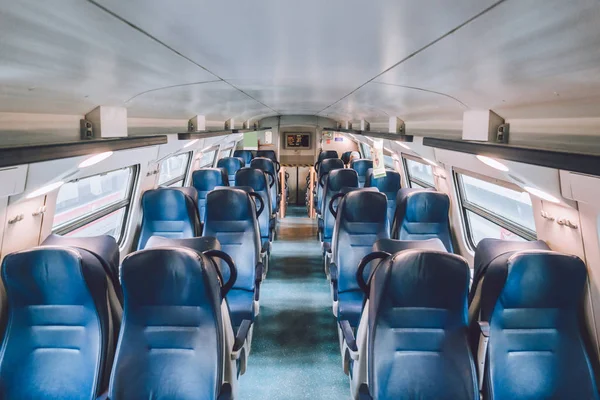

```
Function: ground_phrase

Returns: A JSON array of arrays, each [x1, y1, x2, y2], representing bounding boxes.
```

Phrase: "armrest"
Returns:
[[358, 384, 373, 400], [476, 321, 490, 388], [322, 241, 331, 254], [254, 263, 263, 301], [339, 320, 358, 353], [96, 393, 109, 400], [330, 263, 338, 302], [478, 321, 490, 338], [232, 319, 252, 355], [261, 241, 271, 255], [217, 383, 232, 400]]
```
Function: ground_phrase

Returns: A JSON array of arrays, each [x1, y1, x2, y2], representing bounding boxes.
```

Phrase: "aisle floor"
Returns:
[[239, 206, 349, 399]]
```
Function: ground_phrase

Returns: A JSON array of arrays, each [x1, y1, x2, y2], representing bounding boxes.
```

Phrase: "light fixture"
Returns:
[[395, 141, 410, 150], [524, 186, 560, 204], [78, 151, 113, 168], [476, 155, 509, 172], [183, 139, 199, 148], [422, 157, 438, 167], [26, 181, 65, 199]]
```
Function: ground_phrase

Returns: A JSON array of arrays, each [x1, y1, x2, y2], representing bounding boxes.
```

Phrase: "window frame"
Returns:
[[197, 146, 219, 168], [454, 169, 537, 248], [402, 154, 436, 189], [158, 152, 192, 188], [219, 146, 234, 159], [52, 165, 139, 243]]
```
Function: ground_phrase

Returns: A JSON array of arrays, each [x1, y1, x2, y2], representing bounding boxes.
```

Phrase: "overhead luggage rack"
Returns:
[[177, 127, 272, 140]]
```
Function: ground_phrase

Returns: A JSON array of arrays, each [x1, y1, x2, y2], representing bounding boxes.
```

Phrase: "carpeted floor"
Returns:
[[238, 206, 350, 399]]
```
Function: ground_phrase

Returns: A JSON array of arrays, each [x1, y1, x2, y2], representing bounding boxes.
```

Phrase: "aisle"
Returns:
[[239, 206, 349, 399]]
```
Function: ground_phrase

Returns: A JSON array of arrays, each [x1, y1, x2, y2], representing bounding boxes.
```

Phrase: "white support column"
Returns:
[[188, 115, 206, 132], [388, 117, 405, 134], [360, 119, 370, 132], [224, 118, 236, 130], [242, 120, 257, 130], [85, 106, 127, 138], [462, 110, 504, 142]]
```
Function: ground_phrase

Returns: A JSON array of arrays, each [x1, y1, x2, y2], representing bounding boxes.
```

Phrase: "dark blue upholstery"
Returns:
[[203, 188, 260, 327], [256, 150, 277, 163], [250, 157, 279, 214], [236, 167, 272, 246], [392, 188, 453, 252], [317, 150, 339, 164], [372, 238, 448, 254], [321, 169, 359, 245], [480, 251, 599, 400], [332, 190, 389, 327], [367, 250, 477, 399], [217, 157, 244, 186], [137, 187, 201, 250], [316, 158, 345, 216], [340, 151, 353, 165], [0, 247, 115, 399], [365, 168, 401, 229], [108, 248, 225, 400], [191, 168, 229, 223], [145, 236, 221, 253], [350, 159, 373, 188], [233, 150, 254, 166]]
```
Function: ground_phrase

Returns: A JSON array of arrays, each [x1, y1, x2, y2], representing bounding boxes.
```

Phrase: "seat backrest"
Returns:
[[217, 157, 244, 186], [392, 188, 453, 252], [137, 187, 201, 250], [317, 158, 345, 213], [233, 150, 254, 166], [340, 151, 353, 165], [202, 188, 260, 291], [480, 251, 599, 399], [365, 168, 401, 228], [321, 169, 359, 242], [350, 159, 373, 187], [145, 236, 221, 253], [235, 167, 272, 241], [372, 238, 448, 254], [191, 168, 229, 223], [256, 150, 277, 163], [0, 247, 114, 399], [332, 190, 389, 294], [108, 248, 224, 400], [317, 150, 339, 164], [250, 157, 278, 214], [368, 250, 477, 399]]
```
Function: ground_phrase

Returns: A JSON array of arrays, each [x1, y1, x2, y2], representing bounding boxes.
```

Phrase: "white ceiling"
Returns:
[[1, 0, 600, 125]]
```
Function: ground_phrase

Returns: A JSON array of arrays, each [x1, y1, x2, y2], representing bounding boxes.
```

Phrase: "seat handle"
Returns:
[[265, 171, 276, 188], [477, 321, 490, 390], [356, 251, 391, 296], [328, 192, 345, 218], [248, 192, 265, 217], [203, 249, 237, 297]]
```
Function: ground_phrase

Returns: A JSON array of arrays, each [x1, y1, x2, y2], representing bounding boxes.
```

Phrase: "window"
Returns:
[[158, 152, 191, 187], [197, 148, 217, 168], [53, 166, 137, 242], [384, 155, 395, 170], [456, 172, 536, 247], [360, 142, 371, 159], [404, 157, 435, 188], [219, 147, 234, 159]]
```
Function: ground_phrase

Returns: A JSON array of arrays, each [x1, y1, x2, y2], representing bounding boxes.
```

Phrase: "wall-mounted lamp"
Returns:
[[78, 151, 113, 169], [183, 139, 199, 148], [26, 181, 65, 199], [524, 186, 560, 204]]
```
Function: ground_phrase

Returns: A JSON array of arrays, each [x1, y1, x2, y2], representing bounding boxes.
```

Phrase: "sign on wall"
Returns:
[[372, 139, 386, 178]]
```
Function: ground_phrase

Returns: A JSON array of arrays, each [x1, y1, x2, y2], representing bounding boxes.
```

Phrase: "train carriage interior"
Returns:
[[2, 0, 600, 399]]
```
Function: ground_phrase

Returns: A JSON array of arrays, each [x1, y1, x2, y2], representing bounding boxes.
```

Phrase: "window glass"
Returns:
[[158, 153, 190, 187], [198, 149, 217, 167], [360, 143, 371, 159], [384, 155, 395, 169], [405, 158, 435, 188], [53, 167, 137, 242], [466, 210, 527, 245], [220, 147, 233, 159]]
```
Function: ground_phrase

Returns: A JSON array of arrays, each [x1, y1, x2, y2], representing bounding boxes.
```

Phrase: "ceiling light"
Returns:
[[78, 151, 113, 168], [26, 181, 65, 199], [422, 157, 438, 167], [184, 139, 199, 148], [524, 186, 560, 204], [476, 155, 509, 172], [395, 141, 410, 150]]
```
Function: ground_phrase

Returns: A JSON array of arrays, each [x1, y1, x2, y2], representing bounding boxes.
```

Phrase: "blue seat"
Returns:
[[250, 157, 279, 215], [320, 169, 359, 247], [137, 187, 201, 250], [256, 150, 278, 164], [191, 168, 229, 224], [365, 168, 401, 229], [316, 150, 339, 168], [316, 158, 345, 216], [233, 150, 254, 167], [145, 235, 221, 253], [203, 188, 262, 328], [236, 167, 273, 247], [478, 251, 599, 399], [0, 246, 119, 399], [350, 159, 373, 188], [343, 250, 477, 399], [340, 151, 353, 165], [391, 188, 453, 252], [108, 247, 247, 400], [217, 157, 244, 186], [372, 238, 448, 254], [329, 190, 389, 327]]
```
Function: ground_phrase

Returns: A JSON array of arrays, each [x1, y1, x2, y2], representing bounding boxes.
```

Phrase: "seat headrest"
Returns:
[[318, 150, 339, 162], [319, 158, 344, 176], [235, 167, 267, 191], [205, 188, 255, 221], [192, 168, 228, 190], [142, 188, 198, 219], [473, 238, 549, 280], [145, 236, 221, 253], [233, 150, 254, 164], [373, 238, 448, 254], [339, 187, 379, 195], [217, 157, 244, 171], [256, 150, 277, 162], [398, 190, 449, 222], [338, 191, 387, 223], [250, 157, 276, 173], [327, 169, 359, 191], [365, 168, 401, 192], [350, 159, 373, 174], [340, 151, 353, 164]]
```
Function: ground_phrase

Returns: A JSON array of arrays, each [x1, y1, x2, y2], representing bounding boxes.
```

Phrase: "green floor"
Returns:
[[239, 206, 350, 399]]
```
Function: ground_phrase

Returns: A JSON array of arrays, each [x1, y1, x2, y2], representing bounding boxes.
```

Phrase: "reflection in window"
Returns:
[[384, 155, 395, 170], [158, 152, 191, 187], [404, 158, 435, 188], [198, 149, 217, 168], [53, 166, 137, 242]]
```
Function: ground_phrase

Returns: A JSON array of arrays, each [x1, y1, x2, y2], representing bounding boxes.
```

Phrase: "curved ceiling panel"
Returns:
[[376, 0, 600, 119]]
